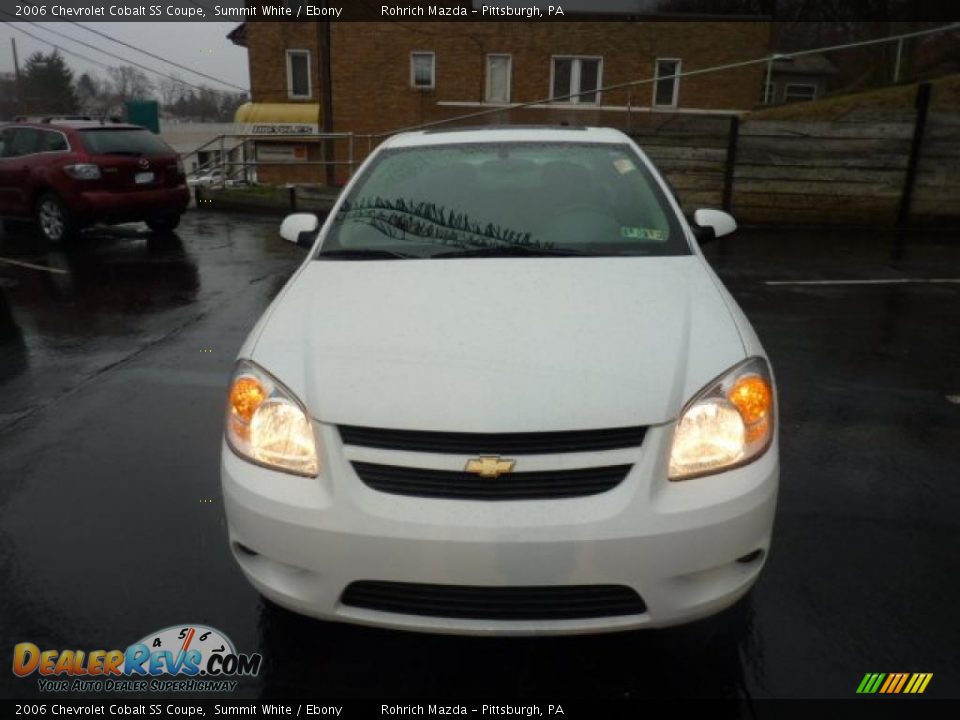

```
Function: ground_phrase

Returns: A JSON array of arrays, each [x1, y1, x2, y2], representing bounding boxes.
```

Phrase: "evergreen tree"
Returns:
[[21, 51, 77, 114]]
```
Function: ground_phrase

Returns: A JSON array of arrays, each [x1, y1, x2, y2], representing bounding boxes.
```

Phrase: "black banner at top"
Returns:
[[2, 698, 960, 719], [0, 0, 958, 22]]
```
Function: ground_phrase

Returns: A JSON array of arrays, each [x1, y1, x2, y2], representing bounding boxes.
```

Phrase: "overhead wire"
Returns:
[[2, 5, 247, 94], [68, 21, 248, 92]]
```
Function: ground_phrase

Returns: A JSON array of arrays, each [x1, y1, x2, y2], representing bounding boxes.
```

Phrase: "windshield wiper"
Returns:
[[431, 245, 589, 259], [317, 248, 417, 260]]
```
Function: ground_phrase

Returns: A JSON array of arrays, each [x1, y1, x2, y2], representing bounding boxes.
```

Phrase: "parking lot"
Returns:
[[0, 210, 958, 700]]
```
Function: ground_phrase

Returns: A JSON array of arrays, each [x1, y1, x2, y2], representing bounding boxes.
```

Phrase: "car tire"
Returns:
[[35, 193, 76, 245], [146, 214, 182, 234]]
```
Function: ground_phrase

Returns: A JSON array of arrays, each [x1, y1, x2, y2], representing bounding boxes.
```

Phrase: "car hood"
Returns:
[[249, 256, 746, 431]]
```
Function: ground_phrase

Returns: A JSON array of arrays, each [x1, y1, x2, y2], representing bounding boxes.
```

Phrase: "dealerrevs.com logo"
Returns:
[[13, 624, 262, 693]]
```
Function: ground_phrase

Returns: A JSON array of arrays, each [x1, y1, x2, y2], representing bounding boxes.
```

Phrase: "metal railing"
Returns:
[[178, 132, 361, 187]]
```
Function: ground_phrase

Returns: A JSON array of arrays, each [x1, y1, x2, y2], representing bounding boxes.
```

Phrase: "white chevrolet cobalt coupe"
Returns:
[[221, 126, 779, 635]]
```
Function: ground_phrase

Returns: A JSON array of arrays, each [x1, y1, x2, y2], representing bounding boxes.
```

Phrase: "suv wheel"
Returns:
[[36, 193, 75, 244], [146, 214, 181, 234]]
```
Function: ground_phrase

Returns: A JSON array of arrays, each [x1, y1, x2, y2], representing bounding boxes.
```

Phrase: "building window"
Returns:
[[784, 84, 817, 103], [286, 49, 311, 99], [653, 59, 681, 107], [551, 56, 602, 104], [411, 52, 436, 89], [486, 54, 512, 104], [763, 82, 777, 104]]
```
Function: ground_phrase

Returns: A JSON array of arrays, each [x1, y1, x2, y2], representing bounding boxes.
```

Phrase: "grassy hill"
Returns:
[[748, 74, 960, 121]]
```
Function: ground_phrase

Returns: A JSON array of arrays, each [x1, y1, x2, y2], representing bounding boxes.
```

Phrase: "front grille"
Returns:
[[341, 581, 647, 620], [339, 425, 646, 454], [352, 462, 631, 500]]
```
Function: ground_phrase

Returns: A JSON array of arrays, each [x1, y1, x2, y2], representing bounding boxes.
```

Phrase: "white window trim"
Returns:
[[436, 101, 742, 116], [549, 55, 603, 105], [653, 58, 682, 108], [763, 82, 777, 104], [410, 51, 436, 90], [285, 49, 312, 100], [485, 53, 512, 104], [36, 129, 71, 154], [784, 83, 818, 101]]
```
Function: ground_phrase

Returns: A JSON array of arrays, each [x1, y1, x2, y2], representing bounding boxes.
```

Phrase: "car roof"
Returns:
[[382, 125, 630, 149], [3, 119, 144, 131], [48, 121, 144, 131]]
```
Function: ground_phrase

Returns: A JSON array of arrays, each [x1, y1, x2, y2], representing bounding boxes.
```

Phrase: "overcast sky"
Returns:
[[0, 22, 250, 93]]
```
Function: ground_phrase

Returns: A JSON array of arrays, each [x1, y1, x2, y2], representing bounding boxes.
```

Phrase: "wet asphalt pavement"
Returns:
[[0, 211, 958, 701]]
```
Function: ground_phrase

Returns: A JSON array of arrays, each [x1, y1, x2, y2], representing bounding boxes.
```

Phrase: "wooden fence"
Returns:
[[627, 83, 960, 227]]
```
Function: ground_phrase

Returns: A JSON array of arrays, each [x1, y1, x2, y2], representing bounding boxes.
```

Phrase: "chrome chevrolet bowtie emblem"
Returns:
[[138, 158, 149, 168], [464, 456, 516, 478]]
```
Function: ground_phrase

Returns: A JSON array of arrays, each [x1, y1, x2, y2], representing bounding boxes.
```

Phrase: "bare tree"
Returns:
[[106, 65, 154, 103], [75, 72, 117, 116], [158, 73, 188, 109]]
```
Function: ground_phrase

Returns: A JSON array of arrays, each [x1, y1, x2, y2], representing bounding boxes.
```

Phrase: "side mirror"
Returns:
[[692, 209, 737, 243], [279, 213, 320, 249]]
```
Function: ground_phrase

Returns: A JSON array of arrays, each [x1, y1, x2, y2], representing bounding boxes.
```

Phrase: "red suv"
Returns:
[[0, 117, 190, 242]]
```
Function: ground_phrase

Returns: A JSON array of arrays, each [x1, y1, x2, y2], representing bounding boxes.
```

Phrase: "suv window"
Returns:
[[4, 128, 41, 158], [78, 129, 174, 156], [38, 130, 69, 153]]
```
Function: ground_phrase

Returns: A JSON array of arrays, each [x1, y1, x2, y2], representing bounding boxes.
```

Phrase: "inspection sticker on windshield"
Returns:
[[613, 158, 636, 174], [621, 226, 665, 241]]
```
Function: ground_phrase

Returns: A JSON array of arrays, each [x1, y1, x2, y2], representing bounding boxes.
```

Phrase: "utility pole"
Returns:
[[317, 16, 335, 186], [11, 37, 23, 116]]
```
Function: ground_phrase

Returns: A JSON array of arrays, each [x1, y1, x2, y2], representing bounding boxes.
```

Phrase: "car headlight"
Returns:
[[669, 357, 775, 481], [225, 360, 319, 477]]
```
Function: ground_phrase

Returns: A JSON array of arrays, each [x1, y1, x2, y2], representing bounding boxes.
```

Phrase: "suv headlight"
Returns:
[[225, 360, 319, 477], [669, 357, 775, 481]]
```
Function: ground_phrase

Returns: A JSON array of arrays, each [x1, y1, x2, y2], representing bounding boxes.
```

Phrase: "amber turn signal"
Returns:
[[728, 375, 772, 425], [230, 376, 266, 422]]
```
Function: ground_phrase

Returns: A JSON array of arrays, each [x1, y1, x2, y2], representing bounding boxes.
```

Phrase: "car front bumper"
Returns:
[[221, 422, 778, 636]]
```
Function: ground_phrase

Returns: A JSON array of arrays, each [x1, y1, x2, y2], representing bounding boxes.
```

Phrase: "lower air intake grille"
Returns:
[[340, 582, 647, 620], [352, 462, 631, 500]]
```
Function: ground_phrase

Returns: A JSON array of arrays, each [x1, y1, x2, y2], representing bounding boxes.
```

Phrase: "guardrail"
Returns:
[[179, 132, 366, 187]]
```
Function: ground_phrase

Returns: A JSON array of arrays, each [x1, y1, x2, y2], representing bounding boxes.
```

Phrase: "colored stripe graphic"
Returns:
[[858, 673, 933, 694], [893, 673, 910, 693], [913, 673, 933, 695], [879, 674, 896, 693]]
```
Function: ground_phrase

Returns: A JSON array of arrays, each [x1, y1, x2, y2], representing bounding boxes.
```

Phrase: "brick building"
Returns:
[[229, 20, 771, 184]]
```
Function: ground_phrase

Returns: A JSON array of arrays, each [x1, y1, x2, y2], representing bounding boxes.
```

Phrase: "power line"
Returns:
[[1, 19, 116, 72], [69, 21, 248, 92], [377, 21, 960, 137], [0, 14, 243, 96]]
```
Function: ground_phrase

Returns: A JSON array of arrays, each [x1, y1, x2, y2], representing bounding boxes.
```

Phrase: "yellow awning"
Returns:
[[234, 102, 321, 125]]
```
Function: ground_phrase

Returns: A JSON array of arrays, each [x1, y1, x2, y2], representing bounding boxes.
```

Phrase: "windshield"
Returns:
[[78, 128, 175, 156], [320, 142, 689, 259]]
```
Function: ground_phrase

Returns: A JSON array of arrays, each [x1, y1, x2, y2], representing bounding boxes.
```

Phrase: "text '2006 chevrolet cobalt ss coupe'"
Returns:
[[221, 126, 778, 635]]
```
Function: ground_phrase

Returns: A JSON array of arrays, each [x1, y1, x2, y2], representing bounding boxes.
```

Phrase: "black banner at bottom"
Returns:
[[3, 699, 960, 720]]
